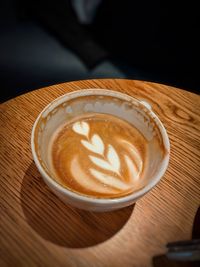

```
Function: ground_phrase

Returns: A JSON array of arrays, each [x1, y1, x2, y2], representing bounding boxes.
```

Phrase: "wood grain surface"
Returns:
[[0, 79, 200, 267]]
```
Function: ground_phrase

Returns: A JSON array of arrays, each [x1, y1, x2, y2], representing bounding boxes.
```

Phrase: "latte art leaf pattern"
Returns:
[[81, 134, 104, 155], [124, 155, 140, 180], [107, 145, 120, 173], [52, 113, 146, 197], [91, 134, 105, 154], [90, 169, 129, 190], [89, 154, 120, 174], [73, 121, 121, 176], [72, 121, 89, 137]]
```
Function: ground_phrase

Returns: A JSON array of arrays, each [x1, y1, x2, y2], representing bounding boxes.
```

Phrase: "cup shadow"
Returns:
[[20, 162, 134, 248]]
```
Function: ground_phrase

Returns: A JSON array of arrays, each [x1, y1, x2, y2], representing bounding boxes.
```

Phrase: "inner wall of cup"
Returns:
[[35, 94, 165, 187]]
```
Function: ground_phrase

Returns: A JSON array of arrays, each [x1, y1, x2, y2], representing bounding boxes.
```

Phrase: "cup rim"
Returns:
[[31, 89, 170, 205]]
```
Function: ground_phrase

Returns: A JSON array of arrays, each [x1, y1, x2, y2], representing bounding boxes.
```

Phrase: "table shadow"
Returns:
[[20, 162, 134, 248]]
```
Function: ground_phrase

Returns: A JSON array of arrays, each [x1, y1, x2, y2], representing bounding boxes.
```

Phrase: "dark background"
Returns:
[[0, 0, 199, 102]]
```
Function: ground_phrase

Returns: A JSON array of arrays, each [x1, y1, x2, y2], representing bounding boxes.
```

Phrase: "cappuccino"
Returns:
[[50, 113, 149, 198]]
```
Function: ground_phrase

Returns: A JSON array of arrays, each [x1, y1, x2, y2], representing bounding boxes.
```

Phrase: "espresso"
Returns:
[[50, 113, 148, 198]]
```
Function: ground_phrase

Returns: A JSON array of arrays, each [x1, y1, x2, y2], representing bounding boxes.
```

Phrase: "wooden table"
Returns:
[[0, 79, 200, 267]]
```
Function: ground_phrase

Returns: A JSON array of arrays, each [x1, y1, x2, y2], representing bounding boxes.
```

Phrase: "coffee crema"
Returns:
[[50, 113, 148, 198]]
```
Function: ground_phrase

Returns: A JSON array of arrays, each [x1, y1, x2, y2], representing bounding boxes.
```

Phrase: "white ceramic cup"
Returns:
[[31, 89, 170, 212]]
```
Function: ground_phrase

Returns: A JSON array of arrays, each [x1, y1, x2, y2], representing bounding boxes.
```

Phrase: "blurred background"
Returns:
[[0, 0, 199, 102]]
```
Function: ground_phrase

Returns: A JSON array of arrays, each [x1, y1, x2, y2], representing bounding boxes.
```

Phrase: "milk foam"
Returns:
[[71, 121, 143, 194], [51, 113, 147, 198]]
